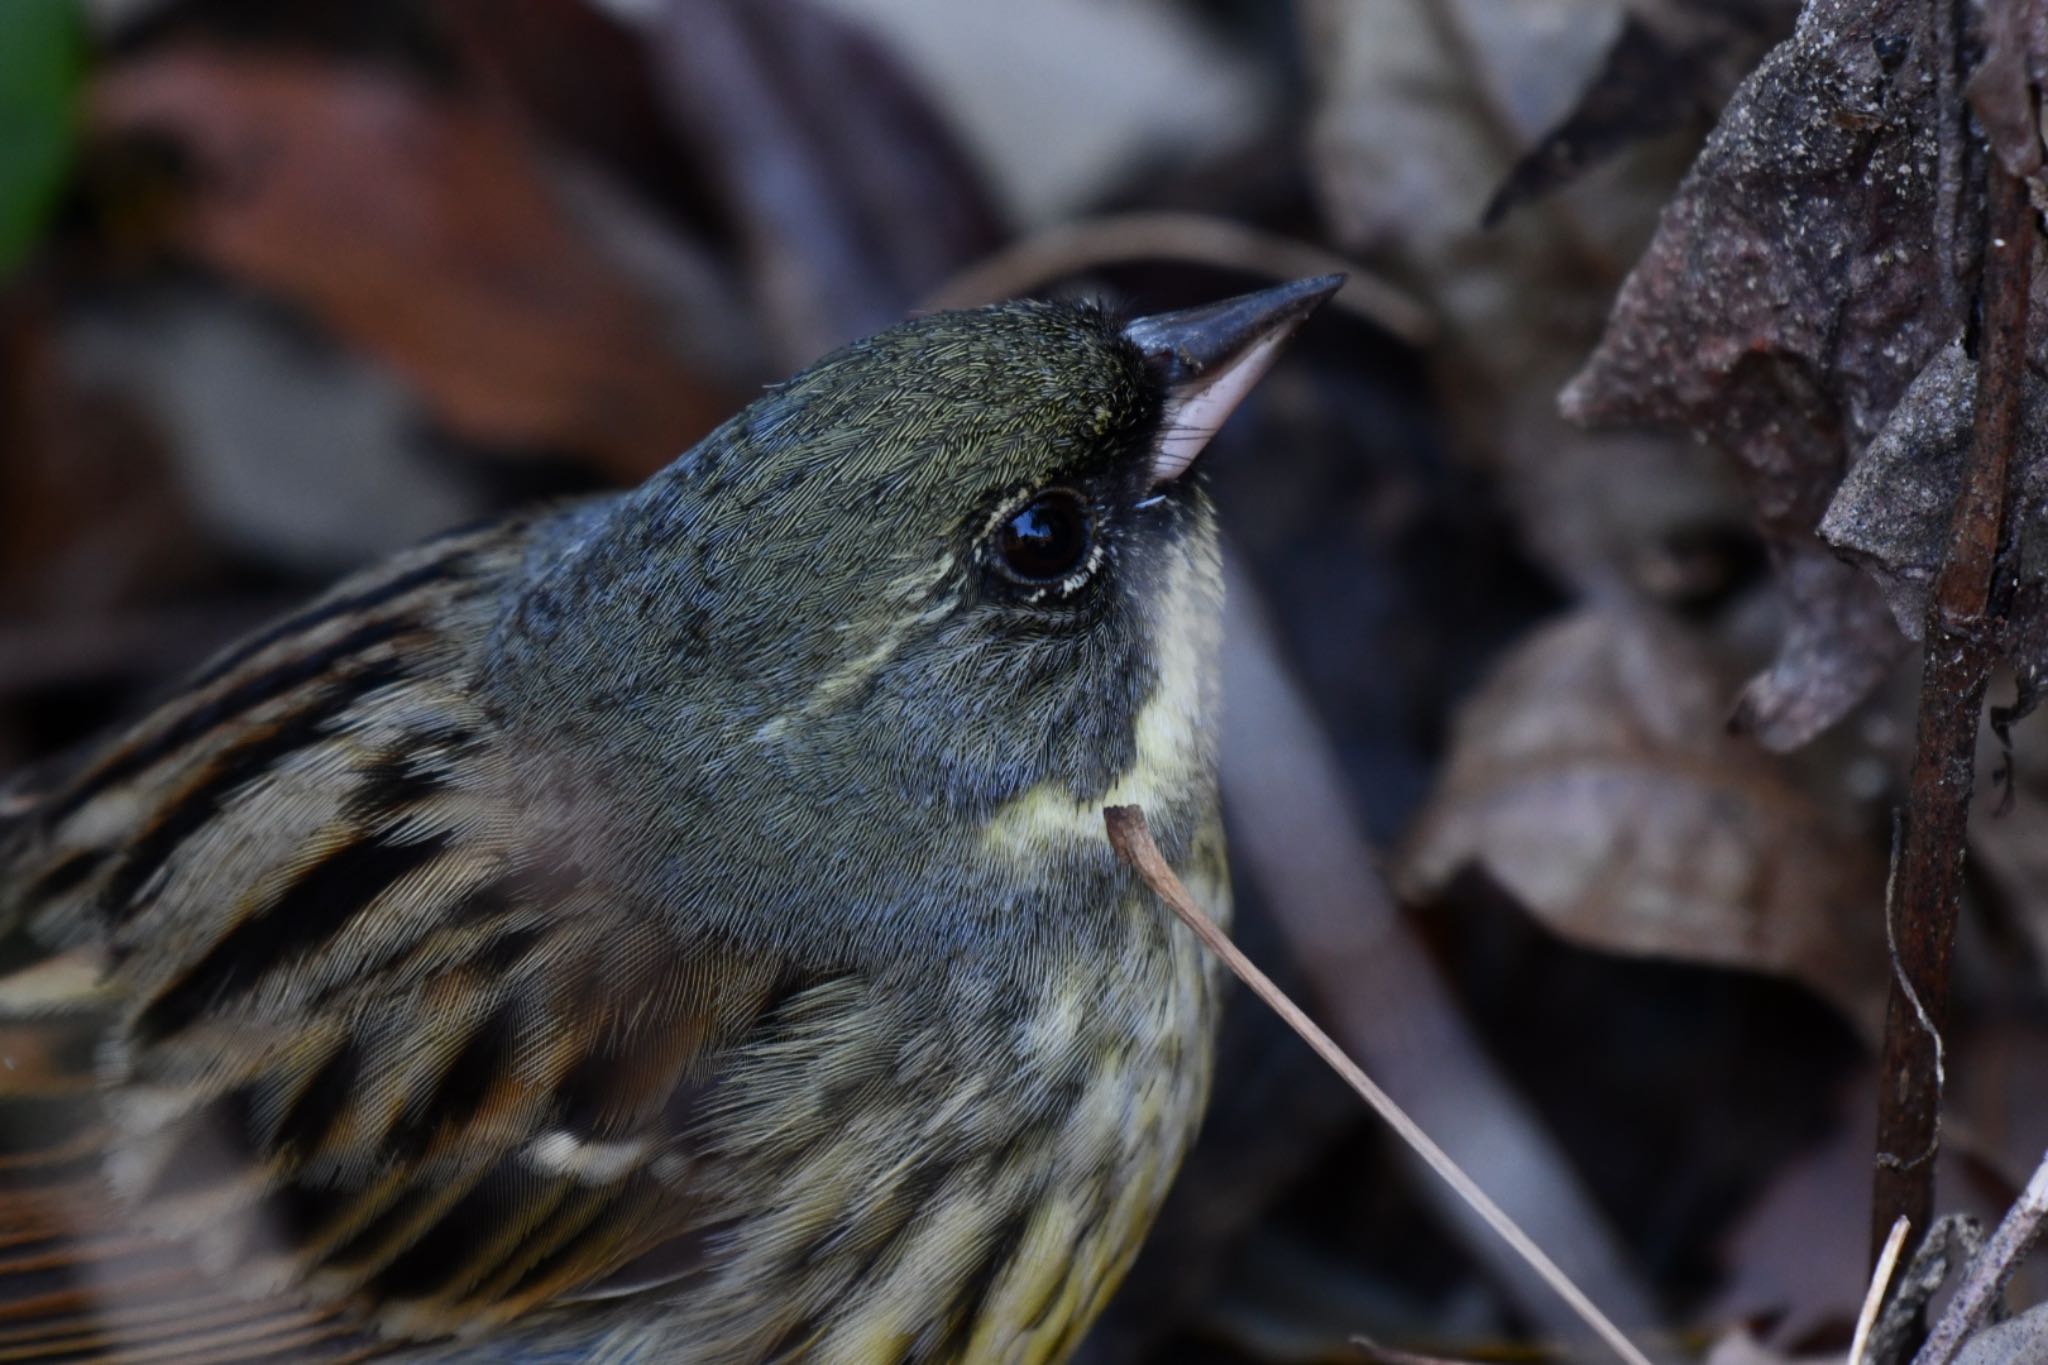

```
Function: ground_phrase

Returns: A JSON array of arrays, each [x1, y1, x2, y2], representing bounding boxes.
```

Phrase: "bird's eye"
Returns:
[[992, 489, 1094, 588]]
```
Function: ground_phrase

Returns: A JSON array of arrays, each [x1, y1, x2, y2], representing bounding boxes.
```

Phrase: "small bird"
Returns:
[[0, 275, 1336, 1362]]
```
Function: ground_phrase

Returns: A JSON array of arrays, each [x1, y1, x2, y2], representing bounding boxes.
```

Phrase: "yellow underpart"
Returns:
[[966, 1194, 1078, 1362], [1067, 1157, 1169, 1337], [964, 1149, 1166, 1365], [816, 1190, 995, 1365]]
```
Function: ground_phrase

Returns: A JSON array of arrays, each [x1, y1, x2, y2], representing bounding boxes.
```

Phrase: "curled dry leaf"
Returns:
[[1305, 0, 1629, 263], [1818, 343, 1995, 640], [1820, 324, 2048, 709], [1480, 17, 1705, 229], [1399, 606, 1888, 1035], [1563, 0, 1961, 748], [1304, 0, 1751, 605], [1563, 0, 1955, 528], [1731, 541, 1906, 751], [1481, 4, 1795, 229], [90, 47, 739, 481]]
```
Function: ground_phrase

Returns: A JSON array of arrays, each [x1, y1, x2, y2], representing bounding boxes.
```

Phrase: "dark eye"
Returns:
[[992, 489, 1094, 587]]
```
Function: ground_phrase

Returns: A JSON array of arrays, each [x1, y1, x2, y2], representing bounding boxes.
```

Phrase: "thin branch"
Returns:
[[1853, 1216, 1912, 1365], [1352, 1337, 1488, 1365], [1914, 1148, 2048, 1365], [1881, 813, 1944, 1178], [918, 211, 1437, 345], [1871, 1218, 1987, 1365], [1219, 566, 1664, 1346], [1872, 137, 2036, 1265], [1103, 804, 1656, 1365]]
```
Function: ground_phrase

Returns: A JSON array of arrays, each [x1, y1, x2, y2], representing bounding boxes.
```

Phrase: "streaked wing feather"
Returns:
[[0, 515, 806, 1359]]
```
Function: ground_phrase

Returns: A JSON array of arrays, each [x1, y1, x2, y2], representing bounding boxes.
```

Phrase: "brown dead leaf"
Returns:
[[90, 47, 738, 481], [1818, 343, 1981, 639], [1730, 541, 1907, 750], [1399, 606, 1888, 1034], [432, 0, 713, 231], [1563, 0, 1959, 747], [1306, 0, 1643, 270], [1563, 0, 1955, 527]]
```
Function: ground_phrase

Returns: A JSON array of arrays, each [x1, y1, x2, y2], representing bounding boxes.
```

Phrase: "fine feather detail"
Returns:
[[0, 516, 826, 1357], [0, 499, 1233, 1363], [0, 290, 1287, 1364]]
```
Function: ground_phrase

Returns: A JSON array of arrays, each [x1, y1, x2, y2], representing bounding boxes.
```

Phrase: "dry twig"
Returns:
[[1351, 1336, 1485, 1365], [1914, 1149, 2048, 1365], [919, 211, 1436, 345], [1871, 142, 2037, 1263], [1852, 1216, 1912, 1365], [1219, 570, 1664, 1348], [1103, 805, 1655, 1365]]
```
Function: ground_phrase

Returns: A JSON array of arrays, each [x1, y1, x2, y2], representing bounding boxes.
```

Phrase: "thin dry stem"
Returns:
[[1218, 568, 1660, 1340], [919, 211, 1436, 344], [1873, 128, 2037, 1266], [1351, 1336, 1484, 1365], [1102, 803, 1655, 1365], [1853, 1216, 1912, 1365]]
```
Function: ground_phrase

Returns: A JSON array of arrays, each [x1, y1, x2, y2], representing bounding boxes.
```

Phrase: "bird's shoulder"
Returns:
[[1, 513, 534, 948]]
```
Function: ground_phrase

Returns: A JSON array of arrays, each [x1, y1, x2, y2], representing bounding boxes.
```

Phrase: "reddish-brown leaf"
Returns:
[[91, 47, 738, 480]]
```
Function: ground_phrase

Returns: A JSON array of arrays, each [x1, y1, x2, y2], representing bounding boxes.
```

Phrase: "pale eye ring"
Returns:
[[991, 489, 1095, 588]]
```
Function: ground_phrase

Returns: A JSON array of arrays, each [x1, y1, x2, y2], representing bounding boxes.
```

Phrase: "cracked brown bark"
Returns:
[[1870, 156, 2035, 1269]]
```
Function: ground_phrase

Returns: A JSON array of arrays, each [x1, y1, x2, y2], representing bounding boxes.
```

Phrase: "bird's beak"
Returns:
[[1121, 274, 1343, 488]]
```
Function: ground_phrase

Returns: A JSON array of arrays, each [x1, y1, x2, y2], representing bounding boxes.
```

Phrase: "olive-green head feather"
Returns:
[[483, 279, 1336, 958]]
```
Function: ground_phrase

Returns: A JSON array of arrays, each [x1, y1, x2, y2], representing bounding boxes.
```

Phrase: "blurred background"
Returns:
[[3, 1, 2043, 1361]]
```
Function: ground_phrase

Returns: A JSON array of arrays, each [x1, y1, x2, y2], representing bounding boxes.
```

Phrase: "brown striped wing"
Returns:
[[0, 522, 798, 1359]]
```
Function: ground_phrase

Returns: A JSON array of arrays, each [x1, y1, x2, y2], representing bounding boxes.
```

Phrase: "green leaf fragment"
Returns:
[[0, 0, 86, 276]]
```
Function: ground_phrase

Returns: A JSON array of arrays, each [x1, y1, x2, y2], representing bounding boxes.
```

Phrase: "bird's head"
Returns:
[[487, 278, 1337, 946]]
